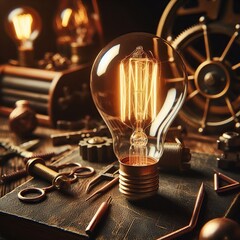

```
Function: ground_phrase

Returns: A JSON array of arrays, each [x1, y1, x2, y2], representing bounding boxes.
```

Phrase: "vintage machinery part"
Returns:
[[157, 0, 240, 134], [79, 136, 116, 163], [216, 131, 240, 170], [157, 0, 240, 42], [0, 64, 99, 127], [171, 22, 240, 133]]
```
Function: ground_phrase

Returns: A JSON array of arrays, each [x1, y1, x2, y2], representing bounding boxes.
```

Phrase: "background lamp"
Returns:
[[5, 6, 41, 67], [91, 32, 188, 200], [54, 0, 96, 64]]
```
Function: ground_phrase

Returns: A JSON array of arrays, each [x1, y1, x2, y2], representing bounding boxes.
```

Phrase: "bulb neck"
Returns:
[[18, 46, 35, 67], [129, 128, 148, 165], [71, 41, 94, 64]]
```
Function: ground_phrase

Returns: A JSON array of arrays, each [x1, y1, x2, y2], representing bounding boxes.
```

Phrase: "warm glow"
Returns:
[[120, 46, 158, 128], [61, 8, 72, 27], [120, 46, 159, 165], [12, 14, 33, 40], [75, 0, 89, 26]]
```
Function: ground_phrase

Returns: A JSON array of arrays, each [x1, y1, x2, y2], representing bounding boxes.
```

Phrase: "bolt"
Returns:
[[1, 169, 27, 183]]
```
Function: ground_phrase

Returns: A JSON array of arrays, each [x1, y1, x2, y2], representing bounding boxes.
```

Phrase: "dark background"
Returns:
[[0, 0, 170, 65]]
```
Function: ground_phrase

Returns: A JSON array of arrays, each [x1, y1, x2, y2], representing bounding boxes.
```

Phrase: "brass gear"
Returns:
[[171, 22, 240, 134], [157, 0, 240, 134], [79, 136, 116, 163]]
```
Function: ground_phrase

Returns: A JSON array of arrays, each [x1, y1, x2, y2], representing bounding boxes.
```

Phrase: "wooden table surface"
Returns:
[[1, 115, 230, 240], [0, 116, 221, 198]]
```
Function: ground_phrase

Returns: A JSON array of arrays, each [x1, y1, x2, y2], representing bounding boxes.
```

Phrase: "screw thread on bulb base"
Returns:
[[118, 156, 159, 201]]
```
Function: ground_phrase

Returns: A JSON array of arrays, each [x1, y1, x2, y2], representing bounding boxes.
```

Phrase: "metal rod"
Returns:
[[85, 196, 112, 236], [26, 158, 70, 190], [157, 182, 205, 240], [85, 177, 119, 201]]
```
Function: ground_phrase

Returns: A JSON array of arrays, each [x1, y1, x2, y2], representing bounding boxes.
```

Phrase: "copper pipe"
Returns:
[[157, 182, 205, 240]]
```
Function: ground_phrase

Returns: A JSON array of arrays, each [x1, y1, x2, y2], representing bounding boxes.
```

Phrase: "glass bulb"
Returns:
[[91, 32, 187, 200], [6, 7, 41, 50]]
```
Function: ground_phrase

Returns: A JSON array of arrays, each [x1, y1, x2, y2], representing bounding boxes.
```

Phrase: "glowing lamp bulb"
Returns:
[[54, 0, 95, 64], [6, 7, 41, 67], [91, 32, 187, 200]]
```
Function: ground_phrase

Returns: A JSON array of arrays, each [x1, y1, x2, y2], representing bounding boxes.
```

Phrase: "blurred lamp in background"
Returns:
[[5, 7, 42, 67], [54, 0, 102, 64]]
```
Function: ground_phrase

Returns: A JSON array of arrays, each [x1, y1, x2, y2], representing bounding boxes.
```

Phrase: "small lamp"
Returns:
[[54, 0, 97, 64], [5, 6, 41, 67]]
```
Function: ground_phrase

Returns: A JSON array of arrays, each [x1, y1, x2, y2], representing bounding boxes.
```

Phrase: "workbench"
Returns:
[[0, 116, 239, 240]]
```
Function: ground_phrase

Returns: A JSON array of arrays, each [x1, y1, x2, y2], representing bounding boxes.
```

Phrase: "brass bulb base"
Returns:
[[119, 156, 159, 201]]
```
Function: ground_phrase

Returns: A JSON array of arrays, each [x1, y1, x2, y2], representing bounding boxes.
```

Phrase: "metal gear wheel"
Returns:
[[157, 0, 240, 43], [171, 22, 240, 133], [79, 136, 116, 163], [157, 0, 240, 134]]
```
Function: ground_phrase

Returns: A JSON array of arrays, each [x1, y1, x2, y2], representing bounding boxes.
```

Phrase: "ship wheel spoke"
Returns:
[[232, 62, 240, 71], [186, 46, 205, 64], [188, 75, 194, 81], [200, 98, 211, 132], [165, 77, 186, 83], [200, 17, 211, 60], [219, 24, 240, 62], [225, 96, 237, 119], [186, 89, 199, 102], [181, 58, 195, 75]]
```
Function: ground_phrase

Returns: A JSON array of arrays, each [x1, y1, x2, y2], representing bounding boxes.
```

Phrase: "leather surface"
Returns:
[[0, 151, 239, 240]]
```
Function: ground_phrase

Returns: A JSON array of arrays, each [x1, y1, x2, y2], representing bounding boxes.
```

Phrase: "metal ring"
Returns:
[[18, 187, 46, 203], [52, 173, 70, 189], [55, 162, 82, 170], [60, 171, 78, 183], [71, 166, 95, 178]]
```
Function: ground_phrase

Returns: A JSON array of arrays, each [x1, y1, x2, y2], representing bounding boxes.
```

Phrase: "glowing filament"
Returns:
[[74, 1, 89, 26], [120, 46, 158, 129], [13, 14, 33, 41], [120, 46, 159, 165]]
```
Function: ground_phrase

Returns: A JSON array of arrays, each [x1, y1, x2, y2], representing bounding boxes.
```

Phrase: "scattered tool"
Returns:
[[157, 183, 205, 240], [0, 139, 40, 164], [85, 196, 112, 236], [213, 170, 240, 193], [79, 136, 116, 163], [50, 125, 110, 146], [199, 192, 240, 240], [85, 162, 119, 201], [216, 131, 240, 169], [18, 158, 95, 203], [0, 145, 71, 183]]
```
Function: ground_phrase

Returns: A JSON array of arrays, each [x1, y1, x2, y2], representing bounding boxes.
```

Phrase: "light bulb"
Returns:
[[91, 32, 187, 200], [5, 6, 41, 67], [54, 0, 96, 64]]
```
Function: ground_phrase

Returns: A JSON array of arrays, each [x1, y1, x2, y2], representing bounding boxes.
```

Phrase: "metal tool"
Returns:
[[79, 136, 116, 163], [18, 158, 95, 203], [0, 139, 40, 164], [216, 132, 240, 169], [85, 196, 112, 236], [214, 171, 240, 193], [85, 162, 119, 201], [0, 145, 71, 183], [50, 125, 110, 146], [157, 183, 205, 240]]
